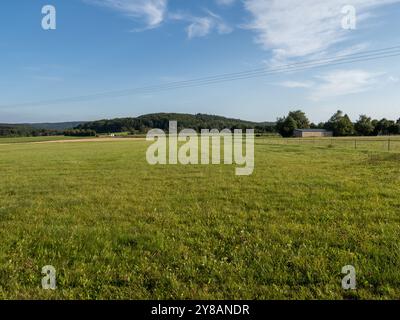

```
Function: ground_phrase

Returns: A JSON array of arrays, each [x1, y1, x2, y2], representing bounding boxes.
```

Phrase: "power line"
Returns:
[[2, 46, 400, 108], [4, 47, 400, 107]]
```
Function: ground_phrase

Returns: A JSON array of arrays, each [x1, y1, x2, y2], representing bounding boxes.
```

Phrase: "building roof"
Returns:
[[294, 129, 331, 133]]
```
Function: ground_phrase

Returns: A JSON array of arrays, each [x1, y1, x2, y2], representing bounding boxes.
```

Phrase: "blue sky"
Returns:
[[0, 0, 399, 123]]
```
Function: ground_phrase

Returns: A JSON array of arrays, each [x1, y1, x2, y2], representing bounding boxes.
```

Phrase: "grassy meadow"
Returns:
[[0, 136, 92, 144], [0, 137, 399, 299]]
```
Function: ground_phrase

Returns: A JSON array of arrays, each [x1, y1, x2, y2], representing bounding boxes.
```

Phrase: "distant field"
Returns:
[[263, 136, 400, 152], [0, 138, 399, 299], [0, 136, 91, 144]]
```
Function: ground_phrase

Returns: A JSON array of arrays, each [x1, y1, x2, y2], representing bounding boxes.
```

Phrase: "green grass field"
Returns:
[[0, 136, 92, 144], [0, 137, 399, 299], [267, 136, 400, 153]]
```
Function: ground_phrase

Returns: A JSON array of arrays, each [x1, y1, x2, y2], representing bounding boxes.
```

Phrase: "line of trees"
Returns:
[[63, 129, 97, 137], [76, 113, 276, 134], [0, 125, 61, 137], [3, 111, 400, 138], [276, 110, 400, 137], [0, 125, 97, 137]]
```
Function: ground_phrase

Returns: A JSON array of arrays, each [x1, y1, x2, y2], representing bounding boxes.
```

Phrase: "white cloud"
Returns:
[[84, 0, 168, 28], [310, 69, 382, 101], [280, 81, 314, 88], [243, 0, 400, 62], [388, 76, 399, 83], [334, 42, 370, 57], [171, 10, 233, 39], [86, 1, 233, 37], [187, 17, 213, 39]]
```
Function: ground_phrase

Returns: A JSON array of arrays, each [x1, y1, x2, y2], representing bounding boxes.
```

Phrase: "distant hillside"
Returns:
[[76, 113, 275, 133], [1, 114, 275, 137], [0, 121, 87, 137], [1, 121, 86, 131], [21, 121, 87, 130], [0, 123, 34, 137]]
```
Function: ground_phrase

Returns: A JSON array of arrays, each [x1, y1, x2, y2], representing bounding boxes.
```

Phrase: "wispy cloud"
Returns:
[[280, 81, 314, 88], [85, 0, 233, 38], [187, 17, 213, 39], [334, 42, 370, 56], [310, 69, 382, 101], [170, 10, 233, 39], [243, 0, 400, 63], [84, 0, 168, 28]]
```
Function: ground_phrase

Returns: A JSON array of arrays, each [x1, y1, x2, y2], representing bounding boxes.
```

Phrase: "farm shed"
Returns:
[[293, 129, 333, 138]]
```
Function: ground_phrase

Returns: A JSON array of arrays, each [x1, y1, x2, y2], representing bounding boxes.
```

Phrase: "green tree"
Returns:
[[276, 110, 310, 137], [276, 116, 298, 137], [325, 110, 355, 136], [389, 122, 400, 135], [288, 110, 310, 129], [354, 115, 374, 136], [374, 118, 395, 135]]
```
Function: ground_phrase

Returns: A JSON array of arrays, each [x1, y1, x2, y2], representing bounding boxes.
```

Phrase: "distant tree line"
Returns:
[[276, 110, 400, 137], [0, 125, 60, 137], [76, 113, 276, 134], [0, 125, 96, 137], [63, 129, 96, 137], [3, 111, 400, 138]]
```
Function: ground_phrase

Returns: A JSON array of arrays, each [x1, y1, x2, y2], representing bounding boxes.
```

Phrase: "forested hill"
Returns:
[[0, 121, 86, 134], [26, 122, 86, 130], [76, 113, 275, 133]]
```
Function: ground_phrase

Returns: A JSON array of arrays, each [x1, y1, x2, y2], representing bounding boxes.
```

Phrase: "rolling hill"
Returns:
[[76, 113, 276, 133]]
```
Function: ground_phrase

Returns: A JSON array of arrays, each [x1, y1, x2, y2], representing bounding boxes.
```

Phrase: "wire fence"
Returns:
[[257, 137, 400, 152]]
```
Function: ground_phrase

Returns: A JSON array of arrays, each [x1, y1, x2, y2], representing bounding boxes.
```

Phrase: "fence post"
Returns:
[[388, 138, 391, 152], [354, 139, 357, 149]]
